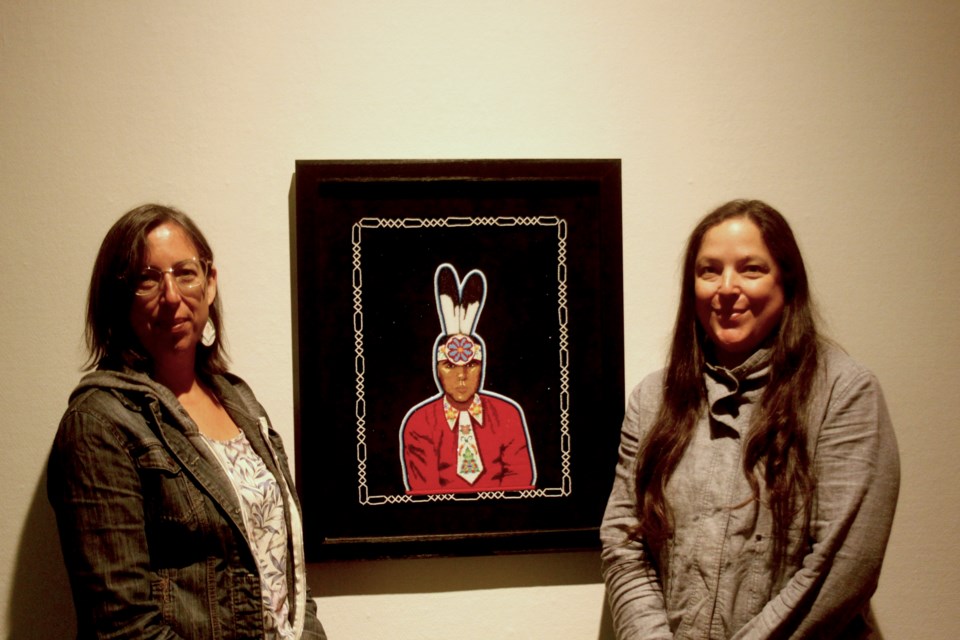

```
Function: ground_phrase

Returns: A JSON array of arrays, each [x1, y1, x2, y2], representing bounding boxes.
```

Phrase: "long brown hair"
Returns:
[[84, 204, 229, 377], [633, 199, 818, 571]]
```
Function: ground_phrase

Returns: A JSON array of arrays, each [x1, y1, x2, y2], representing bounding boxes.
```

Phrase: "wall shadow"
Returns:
[[6, 471, 76, 639], [307, 549, 604, 596], [308, 549, 616, 638]]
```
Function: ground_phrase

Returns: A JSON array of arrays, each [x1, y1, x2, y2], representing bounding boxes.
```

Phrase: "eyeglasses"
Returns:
[[130, 257, 211, 299]]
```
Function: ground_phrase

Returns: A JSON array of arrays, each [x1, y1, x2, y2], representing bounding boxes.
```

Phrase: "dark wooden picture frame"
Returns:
[[293, 159, 624, 560]]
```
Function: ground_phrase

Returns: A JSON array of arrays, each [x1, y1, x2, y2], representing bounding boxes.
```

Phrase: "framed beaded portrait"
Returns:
[[293, 159, 623, 559]]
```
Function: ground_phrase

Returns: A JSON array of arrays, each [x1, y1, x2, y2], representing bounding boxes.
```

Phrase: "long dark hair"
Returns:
[[84, 204, 228, 376], [633, 199, 818, 571]]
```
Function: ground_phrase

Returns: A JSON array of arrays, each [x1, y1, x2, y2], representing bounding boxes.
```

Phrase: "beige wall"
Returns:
[[2, 2, 958, 638]]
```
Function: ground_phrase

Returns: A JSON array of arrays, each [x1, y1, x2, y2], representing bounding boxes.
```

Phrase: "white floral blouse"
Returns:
[[203, 431, 293, 639]]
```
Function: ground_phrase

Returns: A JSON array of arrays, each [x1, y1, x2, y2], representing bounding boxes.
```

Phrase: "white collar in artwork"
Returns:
[[443, 394, 484, 430]]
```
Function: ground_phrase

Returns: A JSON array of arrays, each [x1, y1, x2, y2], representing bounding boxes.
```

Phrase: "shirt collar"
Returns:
[[704, 345, 773, 382], [444, 394, 483, 430], [703, 346, 773, 435]]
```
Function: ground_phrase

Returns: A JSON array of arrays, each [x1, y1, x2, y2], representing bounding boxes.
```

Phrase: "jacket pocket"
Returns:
[[133, 443, 205, 562]]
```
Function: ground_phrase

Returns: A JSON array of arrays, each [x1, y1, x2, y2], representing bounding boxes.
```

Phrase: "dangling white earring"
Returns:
[[201, 318, 216, 347]]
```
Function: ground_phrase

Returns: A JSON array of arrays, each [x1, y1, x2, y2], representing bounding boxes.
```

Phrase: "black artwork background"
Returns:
[[360, 222, 562, 497], [293, 160, 623, 559]]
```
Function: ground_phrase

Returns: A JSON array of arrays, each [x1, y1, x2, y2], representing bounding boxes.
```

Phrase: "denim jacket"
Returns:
[[601, 345, 900, 639], [47, 368, 327, 640]]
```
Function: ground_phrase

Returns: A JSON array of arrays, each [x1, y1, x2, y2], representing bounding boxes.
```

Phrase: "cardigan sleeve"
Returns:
[[600, 374, 674, 640], [731, 365, 900, 639]]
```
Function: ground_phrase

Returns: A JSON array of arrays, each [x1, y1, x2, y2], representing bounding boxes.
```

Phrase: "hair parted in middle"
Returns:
[[632, 199, 820, 574], [84, 203, 228, 377]]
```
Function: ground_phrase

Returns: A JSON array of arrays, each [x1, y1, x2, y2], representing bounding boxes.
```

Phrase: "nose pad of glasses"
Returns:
[[158, 273, 184, 300]]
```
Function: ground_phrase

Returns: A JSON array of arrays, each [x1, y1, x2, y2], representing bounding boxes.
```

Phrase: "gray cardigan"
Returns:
[[601, 344, 900, 639]]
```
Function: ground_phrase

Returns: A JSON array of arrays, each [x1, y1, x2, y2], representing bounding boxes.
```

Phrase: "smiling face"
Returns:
[[437, 359, 482, 409], [694, 217, 785, 367], [128, 222, 217, 370]]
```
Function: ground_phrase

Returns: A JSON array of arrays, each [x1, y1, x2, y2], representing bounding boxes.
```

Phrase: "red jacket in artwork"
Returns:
[[401, 392, 536, 495]]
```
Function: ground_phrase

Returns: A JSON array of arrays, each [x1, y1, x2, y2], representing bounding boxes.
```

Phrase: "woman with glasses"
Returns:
[[47, 204, 326, 639], [601, 200, 900, 639]]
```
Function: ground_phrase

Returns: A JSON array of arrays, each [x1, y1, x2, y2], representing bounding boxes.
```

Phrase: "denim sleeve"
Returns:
[[600, 375, 674, 640], [47, 406, 186, 640], [731, 368, 901, 639]]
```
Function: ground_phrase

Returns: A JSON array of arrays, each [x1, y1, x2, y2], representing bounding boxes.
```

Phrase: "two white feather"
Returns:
[[436, 264, 485, 336]]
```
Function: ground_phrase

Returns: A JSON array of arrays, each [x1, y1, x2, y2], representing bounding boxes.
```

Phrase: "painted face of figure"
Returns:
[[694, 217, 785, 367], [437, 359, 482, 408], [129, 222, 217, 366]]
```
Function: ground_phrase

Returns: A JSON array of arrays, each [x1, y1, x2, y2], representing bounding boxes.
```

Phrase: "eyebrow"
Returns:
[[696, 253, 770, 263]]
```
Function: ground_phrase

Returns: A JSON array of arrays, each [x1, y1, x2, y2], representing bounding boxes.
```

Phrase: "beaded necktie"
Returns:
[[456, 410, 483, 483]]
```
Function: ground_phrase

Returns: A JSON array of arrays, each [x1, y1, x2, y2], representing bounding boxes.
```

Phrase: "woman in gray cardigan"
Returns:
[[48, 204, 326, 639], [601, 199, 899, 639]]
